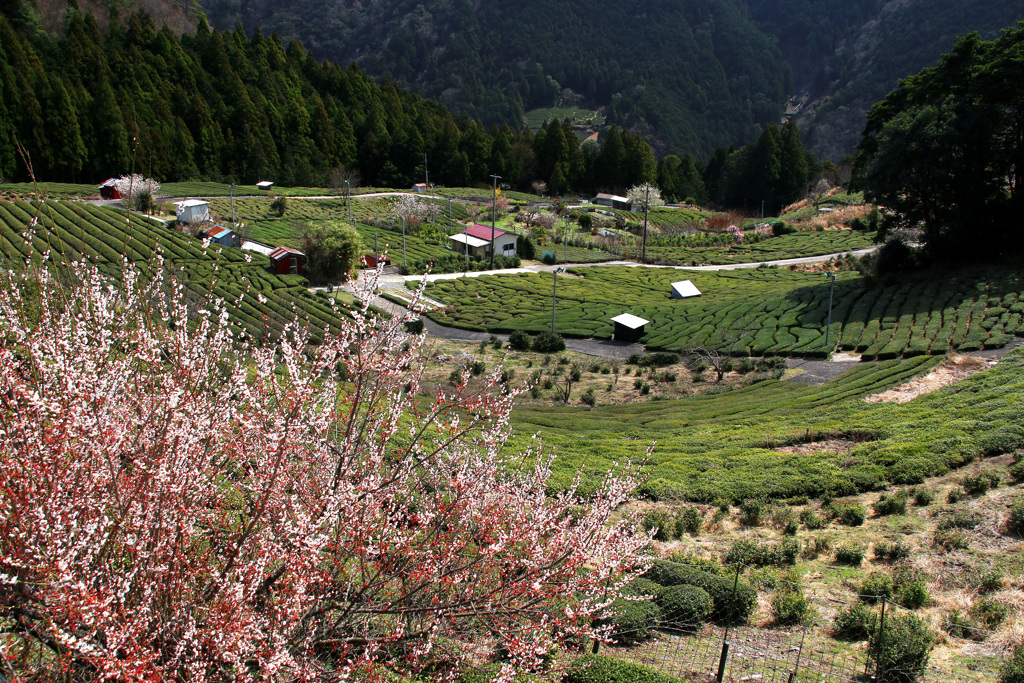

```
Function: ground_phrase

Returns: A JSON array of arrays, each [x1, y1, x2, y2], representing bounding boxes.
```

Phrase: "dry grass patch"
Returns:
[[864, 354, 989, 403]]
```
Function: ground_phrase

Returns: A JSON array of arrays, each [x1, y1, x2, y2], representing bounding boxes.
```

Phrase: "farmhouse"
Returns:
[[98, 178, 120, 200], [592, 193, 631, 211], [269, 246, 304, 275], [176, 199, 210, 224], [450, 224, 517, 259], [671, 280, 702, 299], [198, 224, 237, 248], [610, 313, 649, 343]]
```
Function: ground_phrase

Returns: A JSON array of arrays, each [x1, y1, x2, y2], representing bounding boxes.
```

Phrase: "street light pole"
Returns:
[[824, 271, 837, 351], [229, 183, 235, 228], [490, 174, 501, 269], [563, 214, 569, 264], [551, 267, 565, 333], [641, 183, 650, 264], [346, 179, 352, 222], [402, 216, 407, 267]]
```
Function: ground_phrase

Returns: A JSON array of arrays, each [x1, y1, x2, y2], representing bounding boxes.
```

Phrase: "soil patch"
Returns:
[[864, 354, 989, 403], [773, 439, 857, 455]]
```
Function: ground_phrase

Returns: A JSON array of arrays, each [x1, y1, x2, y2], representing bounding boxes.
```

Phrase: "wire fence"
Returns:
[[597, 559, 1010, 683]]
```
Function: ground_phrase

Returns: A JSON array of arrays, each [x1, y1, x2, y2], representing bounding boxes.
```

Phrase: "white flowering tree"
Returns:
[[114, 173, 161, 212], [0, 259, 650, 681]]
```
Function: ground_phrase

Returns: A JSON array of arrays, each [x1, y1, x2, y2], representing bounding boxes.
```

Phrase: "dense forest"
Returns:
[[0, 1, 818, 211], [197, 0, 791, 160], [199, 0, 1024, 161]]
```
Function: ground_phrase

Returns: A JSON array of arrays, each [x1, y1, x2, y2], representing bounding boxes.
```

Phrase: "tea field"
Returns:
[[424, 265, 1024, 358], [0, 199, 350, 343], [512, 348, 1024, 502], [643, 229, 874, 265]]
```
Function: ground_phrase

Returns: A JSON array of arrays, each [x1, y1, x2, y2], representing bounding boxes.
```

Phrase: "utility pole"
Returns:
[[824, 271, 837, 351], [401, 216, 407, 267], [229, 183, 235, 228], [563, 214, 569, 264], [424, 153, 429, 194], [761, 199, 765, 220], [641, 183, 650, 264], [551, 267, 565, 333], [346, 179, 352, 222], [490, 174, 501, 269]]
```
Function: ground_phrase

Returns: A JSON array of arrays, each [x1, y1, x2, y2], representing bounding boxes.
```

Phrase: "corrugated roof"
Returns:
[[610, 313, 649, 329], [205, 225, 233, 239], [177, 199, 208, 208], [99, 178, 117, 188], [270, 246, 303, 260], [671, 280, 702, 297], [450, 233, 489, 248], [464, 223, 508, 240]]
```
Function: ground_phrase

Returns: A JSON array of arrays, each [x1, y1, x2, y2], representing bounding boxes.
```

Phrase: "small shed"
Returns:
[[269, 246, 304, 276], [199, 224, 236, 248], [176, 199, 210, 224], [450, 232, 489, 258], [98, 178, 121, 200], [593, 193, 632, 211], [413, 183, 427, 193], [256, 181, 274, 191], [610, 313, 649, 343], [671, 280, 702, 299]]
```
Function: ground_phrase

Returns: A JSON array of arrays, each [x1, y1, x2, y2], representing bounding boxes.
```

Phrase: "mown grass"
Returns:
[[512, 348, 1024, 502]]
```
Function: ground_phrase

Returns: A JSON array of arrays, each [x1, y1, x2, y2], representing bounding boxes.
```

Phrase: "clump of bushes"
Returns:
[[627, 352, 679, 367], [960, 471, 1001, 496], [564, 655, 682, 683], [834, 542, 866, 566], [937, 508, 983, 531], [531, 331, 565, 353], [772, 584, 811, 626], [869, 614, 934, 683], [799, 508, 827, 530], [723, 538, 799, 567], [508, 329, 531, 351], [1008, 499, 1024, 534], [600, 597, 662, 644], [645, 561, 757, 624], [739, 499, 765, 527], [655, 584, 713, 631], [873, 491, 909, 516], [910, 487, 935, 506], [873, 539, 911, 562], [1000, 643, 1024, 683], [826, 501, 866, 526], [832, 603, 878, 641]]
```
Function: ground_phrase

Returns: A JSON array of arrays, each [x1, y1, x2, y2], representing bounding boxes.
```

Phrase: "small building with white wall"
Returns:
[[176, 199, 209, 224]]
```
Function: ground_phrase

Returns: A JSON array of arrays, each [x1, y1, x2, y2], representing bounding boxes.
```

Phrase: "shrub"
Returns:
[[271, 195, 288, 216], [860, 572, 894, 602], [628, 352, 679, 367], [946, 488, 962, 503], [531, 331, 565, 353], [1008, 500, 1024, 534], [961, 472, 1000, 496], [801, 534, 832, 559], [943, 609, 978, 640], [471, 360, 486, 376], [739, 499, 765, 527], [642, 510, 676, 542], [971, 596, 1008, 629], [833, 603, 878, 641], [772, 588, 811, 626], [601, 597, 662, 643], [580, 388, 596, 407], [937, 508, 983, 531], [508, 329, 531, 351], [977, 569, 1004, 593], [834, 542, 866, 566], [868, 614, 934, 683], [873, 491, 908, 516], [737, 357, 757, 374], [873, 540, 911, 562], [933, 529, 970, 550], [677, 507, 703, 536], [645, 562, 757, 624], [896, 580, 929, 610], [724, 539, 798, 567], [655, 584, 713, 631], [800, 508, 827, 529], [911, 487, 935, 506], [826, 501, 866, 526], [1000, 643, 1024, 683], [1009, 459, 1024, 483], [563, 655, 685, 683]]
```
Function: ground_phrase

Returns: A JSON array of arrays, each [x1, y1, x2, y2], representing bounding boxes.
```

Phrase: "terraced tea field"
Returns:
[[425, 265, 1024, 358], [513, 349, 1024, 502], [644, 229, 874, 265], [0, 199, 349, 343]]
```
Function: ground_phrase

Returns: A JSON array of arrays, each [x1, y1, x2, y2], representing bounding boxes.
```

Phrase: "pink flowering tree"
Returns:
[[0, 257, 649, 681]]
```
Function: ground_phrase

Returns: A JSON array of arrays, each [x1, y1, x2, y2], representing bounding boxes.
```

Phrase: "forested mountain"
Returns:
[[749, 0, 1024, 160], [200, 0, 1023, 162], [197, 0, 791, 160], [0, 3, 667, 194]]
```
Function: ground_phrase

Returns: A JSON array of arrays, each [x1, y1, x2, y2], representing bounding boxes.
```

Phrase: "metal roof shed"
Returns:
[[610, 313, 649, 344], [671, 280, 702, 299]]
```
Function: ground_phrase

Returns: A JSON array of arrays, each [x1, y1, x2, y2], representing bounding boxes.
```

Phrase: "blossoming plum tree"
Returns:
[[0, 256, 649, 681]]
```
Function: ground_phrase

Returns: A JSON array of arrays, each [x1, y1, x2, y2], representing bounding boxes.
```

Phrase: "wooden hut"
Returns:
[[610, 313, 649, 343]]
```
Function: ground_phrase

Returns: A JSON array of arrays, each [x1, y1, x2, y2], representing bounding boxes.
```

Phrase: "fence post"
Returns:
[[873, 597, 888, 681], [788, 620, 809, 683], [716, 565, 741, 683]]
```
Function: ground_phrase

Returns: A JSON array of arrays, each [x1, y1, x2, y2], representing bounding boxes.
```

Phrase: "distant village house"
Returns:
[[450, 224, 517, 259], [176, 199, 210, 224], [592, 193, 632, 211], [98, 178, 121, 200], [198, 224, 237, 248]]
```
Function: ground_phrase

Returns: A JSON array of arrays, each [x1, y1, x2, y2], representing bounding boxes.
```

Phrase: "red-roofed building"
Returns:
[[270, 246, 304, 275], [198, 224, 237, 248], [98, 178, 121, 200], [450, 224, 517, 259]]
